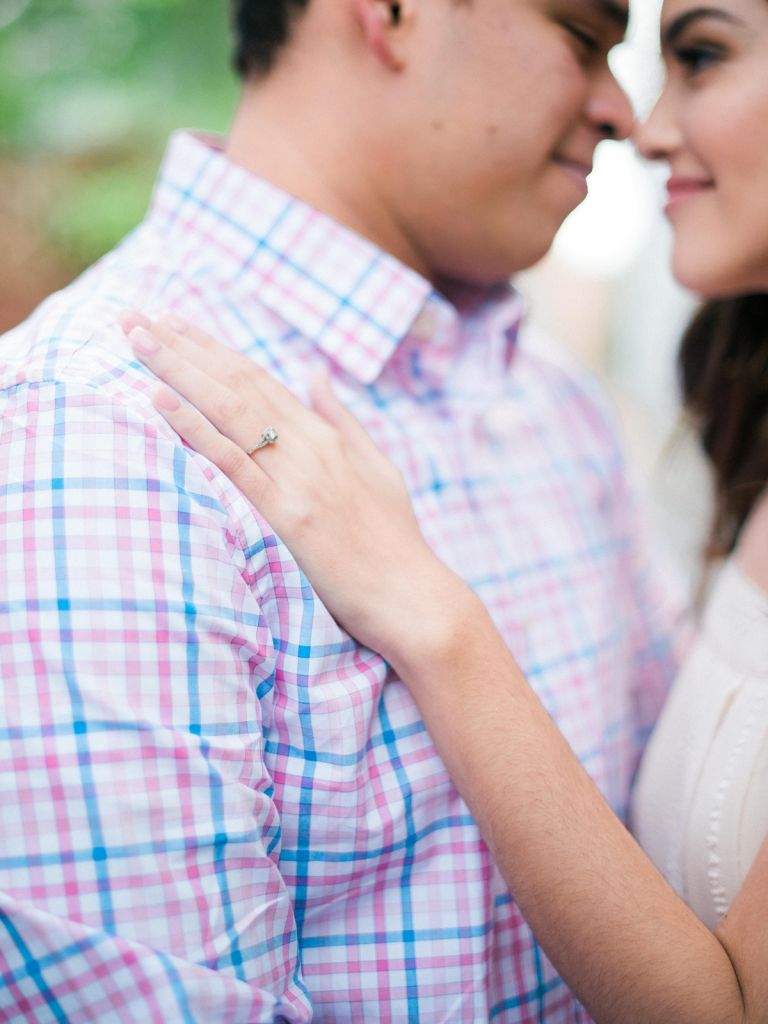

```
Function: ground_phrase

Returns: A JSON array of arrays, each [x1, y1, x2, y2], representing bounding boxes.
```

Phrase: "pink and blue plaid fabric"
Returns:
[[0, 133, 685, 1023]]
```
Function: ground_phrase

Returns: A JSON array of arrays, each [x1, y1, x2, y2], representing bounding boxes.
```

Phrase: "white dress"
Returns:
[[632, 558, 768, 930]]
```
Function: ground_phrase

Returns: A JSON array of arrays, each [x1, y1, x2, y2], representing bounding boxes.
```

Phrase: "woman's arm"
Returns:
[[124, 312, 766, 1024]]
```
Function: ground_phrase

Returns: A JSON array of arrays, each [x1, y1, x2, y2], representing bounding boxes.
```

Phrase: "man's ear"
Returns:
[[353, 0, 414, 70]]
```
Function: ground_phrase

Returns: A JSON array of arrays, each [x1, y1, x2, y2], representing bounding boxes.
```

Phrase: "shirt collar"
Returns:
[[148, 132, 521, 384]]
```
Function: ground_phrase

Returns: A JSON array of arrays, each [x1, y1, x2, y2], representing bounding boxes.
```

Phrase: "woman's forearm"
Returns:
[[390, 591, 755, 1024]]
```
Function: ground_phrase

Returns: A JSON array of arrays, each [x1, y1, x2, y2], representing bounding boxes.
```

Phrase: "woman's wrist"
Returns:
[[381, 571, 497, 689]]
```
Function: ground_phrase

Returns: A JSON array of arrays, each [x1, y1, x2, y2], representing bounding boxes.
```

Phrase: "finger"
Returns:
[[154, 312, 226, 352], [118, 309, 151, 334], [130, 325, 279, 453], [134, 322, 325, 447], [117, 308, 212, 352], [140, 316, 260, 392], [152, 386, 274, 510], [309, 371, 390, 467], [148, 317, 307, 421]]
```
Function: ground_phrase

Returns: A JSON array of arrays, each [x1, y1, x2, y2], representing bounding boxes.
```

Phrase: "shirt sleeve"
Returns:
[[0, 377, 312, 1023]]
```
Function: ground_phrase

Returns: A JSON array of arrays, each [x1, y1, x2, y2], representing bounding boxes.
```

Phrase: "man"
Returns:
[[0, 1, 684, 1020]]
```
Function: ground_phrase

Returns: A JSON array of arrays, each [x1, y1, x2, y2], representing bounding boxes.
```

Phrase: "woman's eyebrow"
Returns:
[[662, 6, 743, 49]]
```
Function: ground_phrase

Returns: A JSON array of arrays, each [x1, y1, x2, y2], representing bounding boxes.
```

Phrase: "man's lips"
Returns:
[[553, 156, 593, 190], [665, 175, 715, 212]]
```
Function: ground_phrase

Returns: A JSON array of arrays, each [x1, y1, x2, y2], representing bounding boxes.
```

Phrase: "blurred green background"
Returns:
[[0, 0, 238, 331]]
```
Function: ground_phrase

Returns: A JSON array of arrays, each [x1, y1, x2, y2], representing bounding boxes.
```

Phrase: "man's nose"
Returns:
[[634, 88, 678, 161], [587, 69, 635, 142]]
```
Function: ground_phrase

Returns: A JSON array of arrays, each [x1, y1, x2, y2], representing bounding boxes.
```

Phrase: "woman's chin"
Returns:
[[674, 261, 751, 301], [672, 248, 768, 300]]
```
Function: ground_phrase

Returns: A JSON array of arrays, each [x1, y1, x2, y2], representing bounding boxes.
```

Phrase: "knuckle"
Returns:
[[281, 499, 313, 535], [221, 363, 248, 392], [311, 422, 342, 458], [210, 393, 248, 426]]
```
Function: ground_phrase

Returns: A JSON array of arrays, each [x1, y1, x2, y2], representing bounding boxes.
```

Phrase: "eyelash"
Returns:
[[566, 24, 601, 60], [673, 43, 725, 75]]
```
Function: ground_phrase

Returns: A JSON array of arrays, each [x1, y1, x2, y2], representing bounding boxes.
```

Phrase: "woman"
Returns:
[[123, 0, 768, 1019]]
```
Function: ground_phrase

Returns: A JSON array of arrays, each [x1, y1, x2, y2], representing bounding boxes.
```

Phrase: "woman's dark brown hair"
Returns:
[[679, 294, 768, 561]]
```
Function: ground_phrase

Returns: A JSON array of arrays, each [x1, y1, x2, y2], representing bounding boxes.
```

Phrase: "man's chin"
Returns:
[[434, 236, 561, 286]]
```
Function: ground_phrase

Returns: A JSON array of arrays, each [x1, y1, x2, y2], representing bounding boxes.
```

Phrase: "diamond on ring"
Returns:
[[246, 426, 279, 455]]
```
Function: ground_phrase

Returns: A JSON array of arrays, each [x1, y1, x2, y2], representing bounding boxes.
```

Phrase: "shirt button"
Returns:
[[411, 306, 442, 338]]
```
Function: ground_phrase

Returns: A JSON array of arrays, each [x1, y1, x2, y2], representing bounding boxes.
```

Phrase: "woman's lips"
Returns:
[[665, 176, 715, 214]]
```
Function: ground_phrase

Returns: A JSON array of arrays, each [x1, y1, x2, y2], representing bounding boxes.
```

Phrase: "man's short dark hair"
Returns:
[[232, 1, 311, 77]]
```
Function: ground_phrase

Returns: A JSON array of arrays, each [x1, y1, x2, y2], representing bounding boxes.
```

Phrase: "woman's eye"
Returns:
[[673, 43, 724, 75]]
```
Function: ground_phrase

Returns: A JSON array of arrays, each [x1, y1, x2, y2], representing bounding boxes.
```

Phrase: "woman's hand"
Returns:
[[120, 312, 476, 671]]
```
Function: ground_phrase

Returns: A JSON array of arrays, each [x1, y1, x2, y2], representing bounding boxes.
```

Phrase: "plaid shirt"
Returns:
[[0, 133, 685, 1023]]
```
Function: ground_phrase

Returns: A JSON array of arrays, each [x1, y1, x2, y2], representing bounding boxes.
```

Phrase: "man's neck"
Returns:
[[226, 83, 432, 281]]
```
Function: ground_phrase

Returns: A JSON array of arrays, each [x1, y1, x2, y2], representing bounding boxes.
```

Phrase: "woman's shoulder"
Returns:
[[735, 489, 768, 593]]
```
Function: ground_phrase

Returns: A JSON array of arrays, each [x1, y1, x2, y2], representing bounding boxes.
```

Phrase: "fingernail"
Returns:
[[130, 326, 161, 355], [117, 309, 151, 334], [154, 387, 180, 412]]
